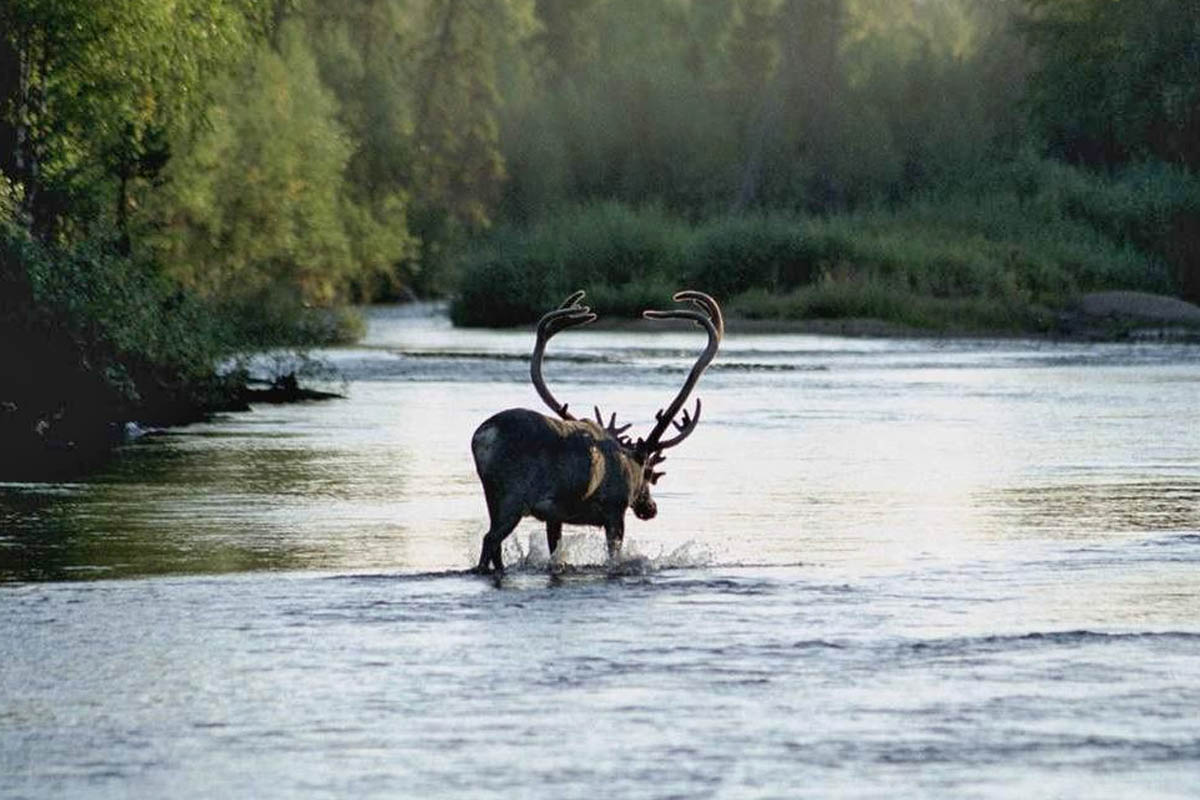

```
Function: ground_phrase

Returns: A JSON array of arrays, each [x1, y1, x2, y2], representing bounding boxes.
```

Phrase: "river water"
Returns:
[[3, 304, 1199, 798]]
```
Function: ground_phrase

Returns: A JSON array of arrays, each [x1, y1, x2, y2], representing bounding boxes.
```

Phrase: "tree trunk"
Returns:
[[414, 0, 461, 143], [731, 85, 781, 213], [10, 28, 39, 234]]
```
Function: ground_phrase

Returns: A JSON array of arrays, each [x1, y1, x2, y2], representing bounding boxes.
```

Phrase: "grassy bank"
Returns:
[[0, 226, 358, 479], [451, 161, 1199, 333]]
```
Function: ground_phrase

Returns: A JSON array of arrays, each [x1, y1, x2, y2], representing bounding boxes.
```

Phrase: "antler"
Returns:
[[652, 400, 702, 450], [594, 406, 633, 446], [530, 291, 596, 420], [638, 290, 723, 454], [645, 451, 667, 484]]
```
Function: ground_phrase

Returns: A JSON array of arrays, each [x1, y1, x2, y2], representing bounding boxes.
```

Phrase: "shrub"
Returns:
[[450, 252, 555, 327], [1, 228, 239, 418], [453, 165, 1192, 331], [451, 202, 690, 325], [730, 280, 1051, 333], [686, 214, 815, 297], [1, 224, 359, 476]]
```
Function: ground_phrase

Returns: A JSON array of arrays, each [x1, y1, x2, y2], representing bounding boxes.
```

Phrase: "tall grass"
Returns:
[[453, 159, 1191, 330], [450, 203, 688, 326], [685, 215, 815, 297]]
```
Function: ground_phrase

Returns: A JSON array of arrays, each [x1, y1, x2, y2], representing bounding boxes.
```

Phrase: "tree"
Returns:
[[408, 0, 535, 231], [301, 0, 421, 294], [728, 0, 782, 211], [146, 23, 380, 304], [1021, 0, 1200, 168], [750, 0, 851, 209], [0, 0, 260, 240], [531, 0, 603, 89]]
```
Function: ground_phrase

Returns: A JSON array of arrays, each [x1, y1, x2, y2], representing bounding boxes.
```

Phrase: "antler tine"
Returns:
[[538, 302, 595, 337], [645, 451, 667, 484], [531, 291, 595, 421], [558, 290, 586, 310], [678, 290, 725, 340], [656, 397, 702, 450], [593, 406, 633, 444], [642, 291, 725, 337], [639, 290, 722, 453]]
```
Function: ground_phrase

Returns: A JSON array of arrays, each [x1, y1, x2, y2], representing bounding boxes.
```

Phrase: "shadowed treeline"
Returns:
[[454, 0, 1200, 325], [2, 0, 1200, 474]]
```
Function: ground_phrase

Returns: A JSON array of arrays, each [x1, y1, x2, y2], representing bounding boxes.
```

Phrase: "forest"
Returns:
[[3, 0, 1200, 472]]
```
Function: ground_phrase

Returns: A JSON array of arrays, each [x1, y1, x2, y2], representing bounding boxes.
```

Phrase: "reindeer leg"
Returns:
[[477, 506, 522, 574], [604, 517, 625, 564], [546, 521, 562, 560]]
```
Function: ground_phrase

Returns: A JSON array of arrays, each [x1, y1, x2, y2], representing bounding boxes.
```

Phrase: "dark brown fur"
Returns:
[[470, 290, 720, 574], [471, 409, 654, 572]]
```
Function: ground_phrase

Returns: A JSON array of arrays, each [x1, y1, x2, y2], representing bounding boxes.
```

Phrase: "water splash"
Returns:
[[501, 530, 716, 575]]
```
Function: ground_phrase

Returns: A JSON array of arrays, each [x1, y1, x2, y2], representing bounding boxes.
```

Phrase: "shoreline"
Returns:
[[0, 373, 344, 483], [525, 290, 1200, 343], [5, 291, 1197, 482]]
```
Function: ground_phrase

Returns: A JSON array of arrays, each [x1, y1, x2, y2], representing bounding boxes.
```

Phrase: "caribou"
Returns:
[[470, 290, 723, 573]]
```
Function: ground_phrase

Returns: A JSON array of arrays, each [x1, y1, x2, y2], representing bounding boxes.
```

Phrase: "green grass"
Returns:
[[728, 283, 1053, 333], [450, 202, 689, 326], [685, 214, 816, 297], [453, 160, 1192, 331]]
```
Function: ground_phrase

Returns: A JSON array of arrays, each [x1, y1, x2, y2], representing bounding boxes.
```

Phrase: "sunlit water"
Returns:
[[3, 303, 1200, 798]]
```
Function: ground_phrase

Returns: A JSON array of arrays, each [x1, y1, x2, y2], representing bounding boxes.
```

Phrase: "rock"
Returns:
[[242, 372, 344, 403], [1077, 291, 1200, 324]]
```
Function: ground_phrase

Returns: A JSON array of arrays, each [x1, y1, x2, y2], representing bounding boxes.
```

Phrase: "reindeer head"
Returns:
[[529, 290, 724, 521]]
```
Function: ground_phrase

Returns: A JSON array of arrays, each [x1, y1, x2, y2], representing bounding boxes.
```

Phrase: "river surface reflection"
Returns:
[[2, 304, 1199, 798]]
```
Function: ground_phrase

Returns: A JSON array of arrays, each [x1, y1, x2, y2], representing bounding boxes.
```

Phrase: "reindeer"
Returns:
[[471, 290, 723, 574]]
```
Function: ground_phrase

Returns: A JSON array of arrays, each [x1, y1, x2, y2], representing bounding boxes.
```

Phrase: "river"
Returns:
[[2, 303, 1199, 798]]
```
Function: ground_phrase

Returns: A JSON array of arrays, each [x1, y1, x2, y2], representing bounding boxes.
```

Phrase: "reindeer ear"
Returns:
[[648, 470, 665, 485]]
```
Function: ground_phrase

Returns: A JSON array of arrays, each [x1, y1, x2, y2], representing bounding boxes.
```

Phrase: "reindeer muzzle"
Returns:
[[633, 498, 658, 520]]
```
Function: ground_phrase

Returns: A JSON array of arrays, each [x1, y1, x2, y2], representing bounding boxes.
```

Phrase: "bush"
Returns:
[[451, 202, 690, 325], [453, 165, 1192, 331], [730, 281, 1052, 333], [686, 214, 815, 297], [1, 225, 358, 477], [219, 289, 366, 348], [450, 252, 556, 327], [1, 228, 236, 422]]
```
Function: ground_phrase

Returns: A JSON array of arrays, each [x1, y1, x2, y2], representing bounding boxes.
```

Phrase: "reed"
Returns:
[[452, 161, 1195, 330]]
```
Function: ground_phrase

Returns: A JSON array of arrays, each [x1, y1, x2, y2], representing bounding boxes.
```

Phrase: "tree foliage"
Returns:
[[0, 0, 261, 239], [495, 0, 1040, 217], [1, 0, 1197, 309], [1020, 0, 1200, 169], [146, 23, 368, 304]]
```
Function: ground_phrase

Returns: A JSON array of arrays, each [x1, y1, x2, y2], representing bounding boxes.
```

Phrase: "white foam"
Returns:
[[502, 530, 716, 574]]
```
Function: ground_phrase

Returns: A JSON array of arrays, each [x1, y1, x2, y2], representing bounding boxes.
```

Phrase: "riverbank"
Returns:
[[0, 372, 346, 482], [5, 288, 1196, 483], [450, 164, 1200, 334], [749, 291, 1200, 341], [572, 290, 1200, 342], [0, 229, 359, 482]]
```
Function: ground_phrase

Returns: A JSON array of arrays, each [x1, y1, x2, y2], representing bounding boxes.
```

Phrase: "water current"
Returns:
[[3, 303, 1199, 798]]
